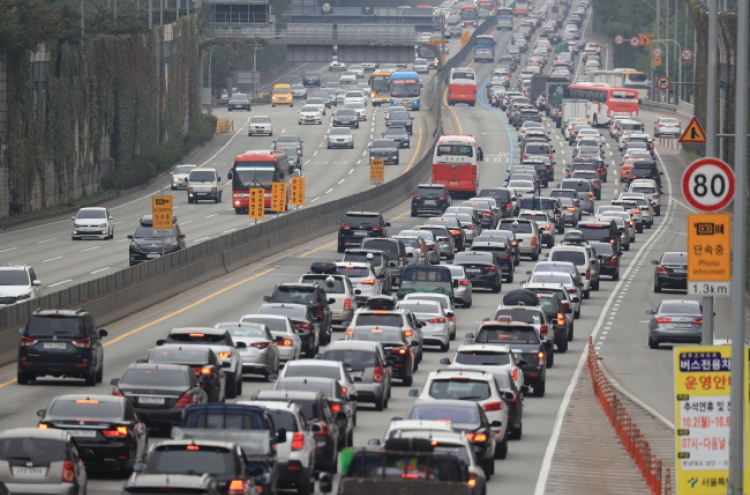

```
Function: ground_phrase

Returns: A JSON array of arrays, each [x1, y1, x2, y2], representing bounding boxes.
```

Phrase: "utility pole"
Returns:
[[160, 0, 164, 25], [149, 0, 153, 29], [114, 0, 118, 25], [728, 0, 748, 490], [80, 0, 84, 38], [655, 0, 660, 101]]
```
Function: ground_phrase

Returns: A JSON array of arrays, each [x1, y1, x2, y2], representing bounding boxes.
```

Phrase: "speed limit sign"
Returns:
[[614, 34, 624, 45], [681, 157, 736, 212], [653, 47, 662, 57]]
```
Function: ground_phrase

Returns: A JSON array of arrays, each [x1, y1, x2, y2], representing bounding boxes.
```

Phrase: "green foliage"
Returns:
[[0, 0, 79, 50]]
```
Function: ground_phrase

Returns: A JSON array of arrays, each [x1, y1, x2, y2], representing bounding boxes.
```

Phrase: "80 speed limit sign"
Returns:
[[681, 157, 735, 212]]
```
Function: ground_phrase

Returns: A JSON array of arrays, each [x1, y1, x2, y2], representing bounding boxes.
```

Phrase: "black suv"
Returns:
[[302, 71, 321, 87], [385, 110, 414, 134], [128, 215, 186, 266], [411, 184, 451, 217], [264, 283, 334, 345], [338, 211, 390, 253], [17, 309, 108, 385]]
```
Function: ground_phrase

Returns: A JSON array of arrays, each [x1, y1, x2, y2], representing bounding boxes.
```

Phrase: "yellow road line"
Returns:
[[299, 241, 338, 258], [403, 125, 424, 174], [391, 210, 412, 222]]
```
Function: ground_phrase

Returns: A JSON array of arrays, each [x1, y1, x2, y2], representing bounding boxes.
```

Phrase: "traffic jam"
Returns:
[[2, 0, 689, 494]]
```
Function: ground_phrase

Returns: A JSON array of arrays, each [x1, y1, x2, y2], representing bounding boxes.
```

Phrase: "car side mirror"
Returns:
[[354, 376, 363, 382], [156, 339, 166, 346], [178, 234, 186, 239], [71, 216, 76, 221], [440, 357, 451, 365], [133, 462, 144, 473], [227, 171, 233, 180], [491, 420, 503, 427], [32, 280, 42, 287], [328, 298, 335, 304], [651, 260, 658, 265], [407, 252, 414, 258], [618, 251, 623, 256], [464, 332, 474, 339], [309, 423, 323, 433], [646, 309, 655, 315], [520, 385, 531, 394], [127, 235, 134, 240], [571, 296, 580, 303], [37, 409, 46, 418], [136, 358, 148, 363], [408, 389, 419, 397], [367, 439, 382, 446], [386, 222, 391, 227], [264, 295, 272, 302], [267, 373, 278, 381], [98, 329, 108, 338]]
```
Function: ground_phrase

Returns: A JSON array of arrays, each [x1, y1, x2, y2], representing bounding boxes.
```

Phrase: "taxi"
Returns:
[[271, 83, 294, 107]]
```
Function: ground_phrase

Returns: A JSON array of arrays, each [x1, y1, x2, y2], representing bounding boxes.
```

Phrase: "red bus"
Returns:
[[432, 134, 484, 197], [228, 150, 288, 213], [461, 4, 479, 26], [478, 0, 495, 13], [513, 0, 529, 15], [447, 68, 477, 106], [564, 83, 639, 127]]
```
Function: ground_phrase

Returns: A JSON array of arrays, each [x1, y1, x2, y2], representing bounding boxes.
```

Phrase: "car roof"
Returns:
[[127, 362, 189, 372], [287, 360, 340, 369], [427, 369, 495, 381], [325, 340, 381, 352], [169, 327, 227, 336], [457, 343, 511, 353], [0, 427, 71, 441]]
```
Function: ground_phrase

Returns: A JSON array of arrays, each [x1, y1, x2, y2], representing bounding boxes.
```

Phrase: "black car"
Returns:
[[128, 215, 186, 266], [411, 184, 451, 217], [385, 110, 413, 134], [17, 309, 108, 385], [591, 242, 622, 280], [37, 394, 147, 474], [459, 200, 496, 228], [426, 217, 466, 251], [145, 345, 226, 403], [258, 303, 320, 357], [348, 326, 415, 385], [466, 320, 548, 397], [478, 187, 515, 217], [333, 109, 359, 128], [264, 283, 334, 345], [383, 126, 410, 148], [535, 292, 573, 352], [254, 390, 339, 473], [337, 211, 390, 253], [369, 139, 400, 165], [227, 94, 251, 111], [470, 241, 514, 282], [302, 71, 321, 87], [453, 251, 502, 292], [652, 251, 688, 292], [277, 146, 301, 172], [111, 363, 208, 431], [475, 231, 520, 267]]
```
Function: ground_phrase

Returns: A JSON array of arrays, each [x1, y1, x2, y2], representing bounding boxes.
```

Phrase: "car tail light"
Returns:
[[562, 301, 570, 310], [371, 226, 383, 231], [391, 346, 409, 355], [427, 243, 436, 250], [506, 202, 511, 210], [585, 268, 590, 280], [567, 207, 576, 212], [540, 324, 548, 336], [251, 342, 271, 350], [531, 237, 538, 247], [439, 196, 447, 200], [291, 432, 305, 451], [62, 460, 76, 483], [330, 403, 342, 414], [537, 351, 545, 367], [295, 322, 313, 331], [469, 472, 478, 487], [497, 253, 511, 261], [449, 229, 462, 236], [545, 224, 551, 230], [483, 402, 503, 412], [102, 426, 129, 438], [374, 366, 385, 383], [694, 318, 704, 324], [174, 393, 198, 408], [361, 279, 376, 285], [414, 195, 422, 200], [428, 317, 446, 323], [341, 224, 351, 230], [219, 352, 232, 359], [432, 172, 436, 182], [655, 317, 672, 324], [279, 338, 293, 346], [72, 338, 91, 349], [483, 266, 496, 272], [403, 329, 413, 337], [465, 432, 488, 442], [20, 336, 38, 347], [344, 299, 352, 310], [589, 192, 594, 201], [605, 258, 618, 266], [472, 172, 477, 185], [458, 280, 469, 286], [657, 266, 668, 274], [112, 389, 124, 396], [228, 480, 246, 495]]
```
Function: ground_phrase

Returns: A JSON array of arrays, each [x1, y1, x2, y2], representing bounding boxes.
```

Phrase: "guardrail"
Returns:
[[0, 17, 496, 366]]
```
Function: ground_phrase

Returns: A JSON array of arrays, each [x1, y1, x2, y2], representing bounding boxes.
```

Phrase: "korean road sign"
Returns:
[[656, 75, 671, 90], [271, 182, 287, 213], [151, 196, 173, 230], [630, 36, 640, 47], [682, 158, 734, 211], [290, 177, 305, 206], [249, 188, 265, 219], [614, 34, 624, 45], [370, 158, 385, 183], [686, 213, 731, 296], [639, 33, 652, 46], [679, 117, 707, 144], [653, 47, 663, 57], [681, 48, 694, 61]]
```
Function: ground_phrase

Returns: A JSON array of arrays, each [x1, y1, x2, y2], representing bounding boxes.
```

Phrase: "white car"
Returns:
[[444, 343, 525, 390], [403, 293, 456, 339], [303, 97, 327, 115], [247, 115, 273, 136], [345, 102, 367, 121], [334, 262, 382, 305], [343, 90, 367, 107], [329, 59, 347, 71], [653, 117, 682, 137], [361, 62, 378, 71], [348, 65, 365, 78], [628, 179, 661, 215], [339, 71, 357, 84], [298, 105, 323, 125], [72, 207, 114, 240], [0, 266, 41, 305], [506, 179, 536, 199], [397, 300, 451, 351], [171, 164, 197, 189], [240, 313, 302, 362], [413, 58, 429, 73]]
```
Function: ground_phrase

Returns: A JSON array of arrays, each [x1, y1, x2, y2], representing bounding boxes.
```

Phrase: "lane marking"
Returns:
[[38, 238, 57, 244], [205, 214, 218, 219], [442, 89, 463, 134], [80, 246, 100, 252], [193, 237, 211, 243], [349, 169, 354, 174], [42, 256, 62, 263], [325, 188, 334, 194], [90, 267, 110, 274], [403, 125, 424, 174], [48, 279, 73, 288], [338, 179, 346, 184], [0, 247, 18, 253], [223, 228, 238, 234]]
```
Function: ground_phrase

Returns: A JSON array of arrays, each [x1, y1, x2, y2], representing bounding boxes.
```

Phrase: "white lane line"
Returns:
[[223, 229, 238, 234], [38, 238, 57, 244], [314, 151, 319, 156], [311, 197, 320, 202], [114, 221, 124, 225], [338, 179, 346, 185], [349, 169, 354, 174], [362, 150, 367, 156], [49, 279, 73, 288], [196, 120, 247, 168], [181, 221, 194, 225], [325, 188, 334, 194], [193, 237, 211, 243], [534, 145, 676, 495], [90, 267, 110, 274], [0, 247, 18, 253], [42, 256, 63, 263], [356, 159, 362, 165], [281, 128, 286, 133], [205, 214, 218, 219], [116, 238, 130, 243], [227, 208, 234, 211], [80, 246, 100, 252], [304, 160, 310, 165]]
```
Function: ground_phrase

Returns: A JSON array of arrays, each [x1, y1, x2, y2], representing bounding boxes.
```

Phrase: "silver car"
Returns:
[[599, 215, 632, 251], [447, 265, 473, 307], [214, 322, 280, 378], [391, 236, 429, 267], [300, 273, 355, 329], [291, 83, 308, 99], [247, 115, 273, 136], [321, 340, 391, 410], [496, 218, 542, 260], [335, 262, 383, 307], [171, 164, 197, 189], [239, 314, 302, 362], [653, 117, 682, 137], [72, 207, 114, 240], [0, 428, 88, 495], [397, 300, 451, 352], [403, 293, 456, 340], [327, 127, 354, 149], [647, 299, 703, 348], [398, 230, 440, 265]]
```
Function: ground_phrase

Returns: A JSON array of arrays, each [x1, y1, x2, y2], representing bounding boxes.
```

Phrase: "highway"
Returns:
[[0, 2, 722, 494]]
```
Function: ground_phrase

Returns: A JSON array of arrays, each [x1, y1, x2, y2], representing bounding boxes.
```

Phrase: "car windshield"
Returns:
[[454, 252, 492, 265], [397, 238, 422, 249], [350, 328, 403, 342], [494, 309, 544, 325], [300, 276, 345, 294], [273, 87, 291, 95], [272, 287, 316, 304], [25, 315, 82, 336], [372, 140, 396, 149], [146, 447, 235, 476], [356, 314, 403, 327], [301, 106, 319, 112], [659, 302, 700, 314], [323, 349, 378, 371], [167, 332, 228, 345], [416, 186, 445, 196], [284, 365, 340, 380], [149, 347, 209, 365], [307, 99, 324, 105], [48, 399, 122, 420], [0, 270, 29, 286], [591, 243, 615, 257], [385, 127, 406, 136], [336, 266, 370, 278], [550, 250, 586, 265], [174, 165, 196, 174], [428, 379, 491, 401], [407, 404, 480, 426], [398, 302, 440, 315], [344, 215, 380, 226], [662, 253, 687, 264], [330, 128, 351, 136], [390, 112, 409, 120], [578, 225, 612, 240], [455, 351, 511, 366], [241, 316, 287, 332], [76, 209, 106, 219], [475, 326, 541, 344], [121, 369, 188, 387], [0, 438, 68, 465], [277, 136, 300, 144], [259, 305, 307, 319], [337, 110, 356, 117], [362, 240, 399, 259], [189, 171, 215, 182], [275, 379, 333, 396], [230, 95, 247, 102], [498, 221, 532, 233], [220, 325, 267, 338]]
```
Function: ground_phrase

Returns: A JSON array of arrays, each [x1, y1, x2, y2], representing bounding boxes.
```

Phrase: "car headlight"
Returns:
[[73, 223, 81, 228], [98, 223, 107, 228], [16, 293, 31, 300], [130, 243, 142, 253]]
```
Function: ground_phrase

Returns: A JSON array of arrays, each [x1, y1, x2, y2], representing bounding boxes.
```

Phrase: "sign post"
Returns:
[[290, 177, 305, 209], [248, 187, 264, 224], [370, 158, 385, 185], [152, 195, 173, 257], [271, 182, 287, 215]]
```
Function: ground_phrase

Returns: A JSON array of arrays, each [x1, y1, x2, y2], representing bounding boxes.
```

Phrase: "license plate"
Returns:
[[354, 231, 368, 237], [673, 269, 687, 274], [147, 254, 161, 259], [68, 430, 97, 438], [12, 467, 47, 476], [466, 268, 482, 273], [423, 200, 437, 205], [43, 342, 66, 349], [450, 181, 459, 186], [673, 323, 692, 328], [139, 396, 166, 405]]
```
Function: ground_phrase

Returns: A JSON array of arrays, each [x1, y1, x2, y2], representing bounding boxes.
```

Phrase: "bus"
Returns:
[[591, 69, 650, 102], [461, 4, 479, 26], [228, 150, 288, 213], [390, 72, 421, 110], [473, 35, 496, 62], [496, 7, 513, 30], [563, 83, 639, 127], [478, 0, 495, 13], [447, 67, 477, 106], [369, 70, 392, 106], [432, 134, 484, 197], [514, 0, 529, 15]]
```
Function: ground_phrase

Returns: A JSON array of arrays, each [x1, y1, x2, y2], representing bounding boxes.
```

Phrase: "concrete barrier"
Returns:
[[675, 100, 694, 120]]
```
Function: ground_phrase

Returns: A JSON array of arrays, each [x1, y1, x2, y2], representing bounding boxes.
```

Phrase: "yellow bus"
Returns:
[[369, 70, 393, 106]]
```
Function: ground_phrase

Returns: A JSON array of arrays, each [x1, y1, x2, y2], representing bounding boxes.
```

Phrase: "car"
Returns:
[[333, 109, 359, 128], [548, 244, 598, 293], [341, 249, 393, 294], [524, 273, 583, 319], [558, 196, 580, 226], [413, 58, 429, 73], [391, 235, 430, 267], [338, 211, 390, 253], [346, 325, 415, 385], [187, 168, 223, 203], [397, 299, 451, 351], [647, 299, 703, 349], [17, 308, 107, 385], [369, 139, 400, 165], [298, 105, 323, 125], [333, 262, 383, 306], [629, 179, 662, 215], [248, 115, 273, 136], [469, 240, 515, 282], [228, 93, 250, 111], [619, 192, 655, 227], [0, 428, 88, 495], [385, 110, 413, 133], [122, 474, 222, 495], [452, 251, 502, 293], [128, 215, 186, 266], [302, 71, 321, 87], [559, 179, 595, 214], [136, 440, 257, 495], [329, 59, 347, 71], [157, 327, 244, 398], [411, 184, 450, 217], [361, 238, 408, 286], [441, 342, 524, 390], [345, 101, 367, 121], [652, 251, 688, 292], [577, 219, 622, 252], [256, 304, 319, 357], [71, 207, 114, 240], [534, 291, 574, 351], [493, 303, 555, 363], [383, 126, 410, 148], [271, 83, 294, 107], [350, 296, 424, 363], [599, 215, 632, 251], [214, 322, 281, 378], [321, 339, 392, 410], [263, 283, 334, 345], [327, 127, 354, 149], [304, 97, 327, 115], [653, 117, 682, 137], [496, 218, 541, 260], [37, 394, 148, 474], [335, 89, 348, 106], [339, 71, 357, 84], [220, 89, 229, 105], [291, 83, 307, 99], [146, 344, 227, 403], [590, 241, 622, 281], [399, 229, 441, 265], [274, 135, 303, 155], [0, 265, 41, 304], [277, 146, 302, 172], [347, 64, 364, 78], [300, 271, 355, 330], [343, 90, 366, 108], [239, 314, 301, 362], [110, 362, 208, 430], [171, 164, 197, 189]]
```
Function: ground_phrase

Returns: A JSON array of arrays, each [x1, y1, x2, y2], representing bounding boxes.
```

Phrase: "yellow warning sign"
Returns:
[[370, 158, 385, 182], [653, 56, 662, 68], [460, 31, 470, 46], [151, 196, 173, 230], [290, 177, 305, 206], [687, 213, 731, 282], [679, 117, 707, 144], [249, 188, 265, 219], [271, 182, 287, 213], [639, 33, 653, 46]]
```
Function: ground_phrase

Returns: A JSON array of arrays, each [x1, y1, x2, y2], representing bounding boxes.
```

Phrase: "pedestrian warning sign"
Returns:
[[679, 117, 707, 144], [639, 33, 653, 46]]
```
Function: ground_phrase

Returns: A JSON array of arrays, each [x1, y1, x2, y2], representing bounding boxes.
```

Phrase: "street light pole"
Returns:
[[208, 45, 218, 105]]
